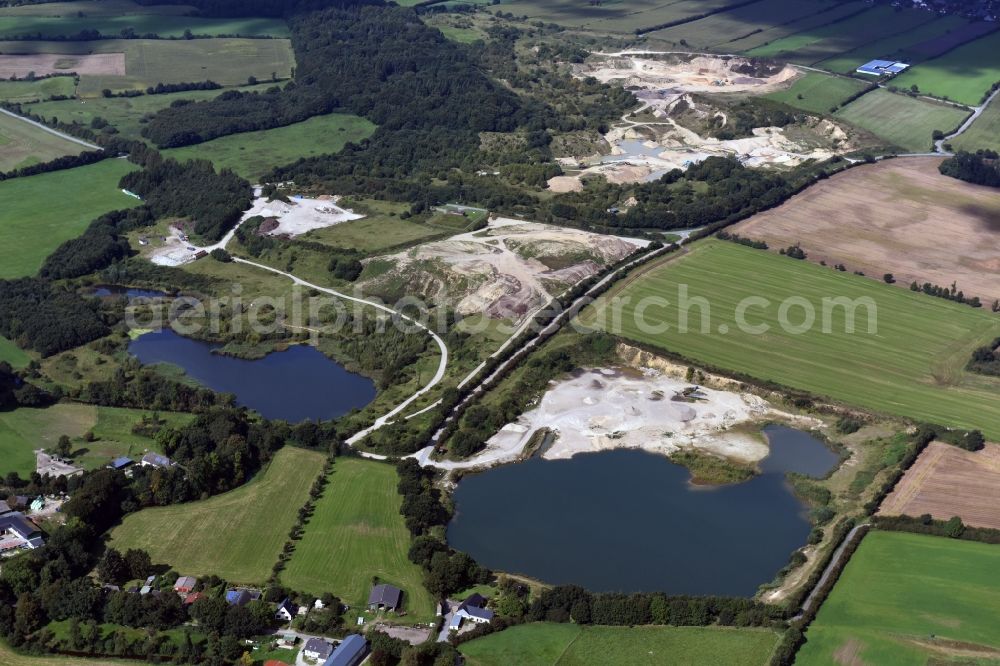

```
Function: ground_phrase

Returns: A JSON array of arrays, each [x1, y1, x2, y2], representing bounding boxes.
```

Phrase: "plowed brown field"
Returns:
[[733, 157, 1000, 302], [879, 441, 1000, 529]]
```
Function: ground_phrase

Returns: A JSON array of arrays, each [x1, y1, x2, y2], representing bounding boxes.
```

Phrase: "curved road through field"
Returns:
[[229, 257, 449, 445]]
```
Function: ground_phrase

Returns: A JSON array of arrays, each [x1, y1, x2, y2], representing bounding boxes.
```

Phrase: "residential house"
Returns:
[[274, 598, 297, 622], [323, 635, 367, 666], [174, 576, 197, 594], [367, 584, 402, 612], [0, 512, 44, 552], [0, 500, 10, 515], [449, 593, 495, 631], [302, 637, 334, 661], [141, 452, 173, 468]]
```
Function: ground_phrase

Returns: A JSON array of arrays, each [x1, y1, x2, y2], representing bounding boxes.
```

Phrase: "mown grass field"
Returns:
[[724, 2, 866, 53], [746, 4, 935, 65], [460, 624, 781, 666], [835, 89, 969, 152], [0, 15, 288, 39], [165, 112, 375, 180], [951, 96, 1000, 153], [281, 457, 436, 620], [111, 446, 325, 583], [797, 531, 1000, 665], [25, 82, 275, 140], [891, 31, 1000, 106], [0, 39, 294, 97], [584, 240, 1000, 438], [765, 71, 870, 115], [498, 0, 734, 31], [0, 0, 194, 17], [0, 110, 86, 171], [0, 404, 192, 477], [0, 158, 138, 278], [0, 76, 75, 103]]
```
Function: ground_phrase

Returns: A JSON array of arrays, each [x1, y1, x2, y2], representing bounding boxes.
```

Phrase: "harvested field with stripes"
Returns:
[[878, 442, 1000, 529]]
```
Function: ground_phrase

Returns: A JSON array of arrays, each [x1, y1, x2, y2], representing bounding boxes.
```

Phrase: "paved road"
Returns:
[[0, 108, 102, 150], [935, 86, 999, 152]]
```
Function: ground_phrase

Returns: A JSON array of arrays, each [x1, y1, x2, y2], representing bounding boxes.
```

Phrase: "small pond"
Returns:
[[447, 426, 837, 597], [128, 328, 376, 423], [90, 285, 169, 300]]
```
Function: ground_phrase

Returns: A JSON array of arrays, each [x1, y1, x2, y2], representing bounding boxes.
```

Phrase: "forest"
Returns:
[[939, 150, 1000, 187]]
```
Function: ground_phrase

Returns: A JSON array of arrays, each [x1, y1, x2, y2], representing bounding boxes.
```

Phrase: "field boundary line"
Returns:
[[0, 107, 101, 150]]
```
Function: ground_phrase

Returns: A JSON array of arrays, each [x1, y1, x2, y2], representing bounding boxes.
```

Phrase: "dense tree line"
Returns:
[[717, 230, 768, 249], [0, 145, 108, 182], [40, 208, 155, 280], [967, 337, 1000, 376], [908, 279, 981, 308], [939, 150, 1000, 187], [0, 279, 109, 356], [119, 157, 252, 242], [0, 362, 53, 410], [872, 514, 1000, 544]]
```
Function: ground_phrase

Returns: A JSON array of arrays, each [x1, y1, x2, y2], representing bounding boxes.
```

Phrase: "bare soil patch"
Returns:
[[0, 52, 124, 77], [879, 441, 1000, 529], [733, 157, 1000, 302]]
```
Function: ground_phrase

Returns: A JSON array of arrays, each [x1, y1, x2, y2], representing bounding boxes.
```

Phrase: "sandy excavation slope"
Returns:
[[879, 441, 1000, 530], [733, 157, 1000, 302], [557, 53, 852, 186], [362, 217, 648, 321]]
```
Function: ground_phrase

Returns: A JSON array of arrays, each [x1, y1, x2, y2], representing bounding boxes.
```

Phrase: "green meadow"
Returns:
[[951, 96, 1000, 153], [0, 159, 139, 279], [460, 624, 781, 666], [0, 110, 86, 172], [584, 240, 1000, 437], [110, 446, 325, 583], [281, 456, 436, 620], [835, 88, 969, 152], [892, 31, 1000, 105], [797, 531, 1000, 665], [765, 71, 870, 114]]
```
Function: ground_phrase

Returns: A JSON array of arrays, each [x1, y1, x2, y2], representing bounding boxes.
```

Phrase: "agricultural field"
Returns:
[[0, 110, 87, 171], [25, 82, 276, 141], [110, 446, 326, 583], [723, 1, 867, 53], [732, 158, 1000, 303], [951, 97, 1000, 153], [0, 0, 195, 17], [746, 4, 936, 65], [459, 624, 781, 666], [797, 531, 1000, 664], [0, 158, 139, 279], [891, 30, 1000, 106], [498, 0, 735, 31], [834, 88, 969, 152], [764, 71, 870, 114], [0, 15, 287, 40], [584, 239, 1000, 438], [0, 38, 294, 97], [813, 14, 969, 74], [646, 0, 837, 51], [302, 199, 448, 254], [0, 403, 192, 477], [0, 76, 75, 103], [165, 112, 375, 181], [879, 442, 1000, 529], [281, 457, 436, 620]]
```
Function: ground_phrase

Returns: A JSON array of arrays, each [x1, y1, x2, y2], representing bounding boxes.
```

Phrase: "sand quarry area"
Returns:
[[556, 54, 851, 186], [733, 157, 1000, 302], [575, 52, 797, 95], [0, 53, 124, 78], [879, 441, 1000, 530], [148, 193, 360, 267], [362, 217, 648, 321]]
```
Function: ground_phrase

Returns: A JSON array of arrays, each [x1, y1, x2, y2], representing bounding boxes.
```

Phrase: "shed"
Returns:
[[368, 583, 402, 611], [323, 635, 368, 666], [173, 576, 197, 594], [108, 457, 134, 470]]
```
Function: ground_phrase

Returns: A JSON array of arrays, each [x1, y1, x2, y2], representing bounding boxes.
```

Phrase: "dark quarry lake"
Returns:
[[447, 426, 837, 596], [128, 328, 376, 423]]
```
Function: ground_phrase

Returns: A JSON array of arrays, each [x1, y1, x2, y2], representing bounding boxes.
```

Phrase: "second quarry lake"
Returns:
[[128, 329, 376, 423], [447, 425, 838, 597]]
